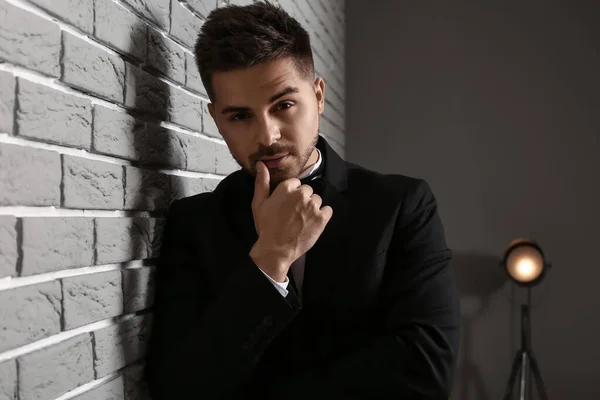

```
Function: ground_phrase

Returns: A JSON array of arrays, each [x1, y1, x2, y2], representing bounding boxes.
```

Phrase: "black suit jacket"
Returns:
[[144, 136, 460, 399]]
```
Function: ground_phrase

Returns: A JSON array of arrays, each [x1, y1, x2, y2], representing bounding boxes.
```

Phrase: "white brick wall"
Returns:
[[0, 0, 345, 398]]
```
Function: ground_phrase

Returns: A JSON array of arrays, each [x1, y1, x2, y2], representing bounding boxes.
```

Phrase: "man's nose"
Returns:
[[254, 116, 281, 147]]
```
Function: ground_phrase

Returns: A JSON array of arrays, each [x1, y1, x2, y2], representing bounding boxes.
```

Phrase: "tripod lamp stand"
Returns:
[[502, 238, 550, 400]]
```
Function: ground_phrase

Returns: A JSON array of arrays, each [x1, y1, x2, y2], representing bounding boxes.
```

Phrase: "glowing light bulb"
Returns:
[[505, 242, 545, 283], [516, 258, 536, 279]]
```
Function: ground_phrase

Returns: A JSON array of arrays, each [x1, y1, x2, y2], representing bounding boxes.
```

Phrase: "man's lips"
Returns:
[[260, 153, 288, 161], [260, 154, 289, 168]]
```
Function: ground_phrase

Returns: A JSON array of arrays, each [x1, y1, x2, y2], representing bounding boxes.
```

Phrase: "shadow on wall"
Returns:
[[450, 252, 508, 400], [118, 19, 177, 400]]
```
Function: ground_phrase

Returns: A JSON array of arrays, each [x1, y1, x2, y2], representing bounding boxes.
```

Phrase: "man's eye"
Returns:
[[230, 112, 250, 121], [275, 102, 293, 111]]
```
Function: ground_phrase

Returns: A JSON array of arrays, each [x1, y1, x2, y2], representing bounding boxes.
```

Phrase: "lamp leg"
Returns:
[[529, 352, 549, 400], [518, 351, 528, 400], [503, 350, 522, 400], [525, 289, 533, 400]]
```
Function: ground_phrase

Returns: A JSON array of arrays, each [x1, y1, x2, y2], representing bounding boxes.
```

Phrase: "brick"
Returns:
[[321, 132, 342, 153], [17, 79, 92, 149], [312, 55, 326, 79], [214, 143, 240, 175], [185, 52, 207, 96], [310, 36, 340, 78], [145, 125, 189, 169], [95, 0, 147, 61], [122, 267, 155, 313], [329, 70, 345, 100], [62, 33, 126, 103], [0, 71, 15, 134], [277, 0, 303, 20], [123, 363, 151, 400], [124, 64, 169, 119], [0, 143, 61, 206], [318, 39, 344, 79], [93, 315, 152, 377], [187, 0, 218, 18], [124, 166, 170, 211], [21, 218, 94, 276], [300, 1, 343, 60], [0, 360, 16, 400], [308, 0, 343, 44], [147, 28, 186, 85], [200, 177, 220, 191], [324, 85, 344, 118], [63, 156, 124, 209], [328, 139, 344, 159], [320, 115, 345, 146], [331, 0, 344, 13], [170, 176, 219, 200], [171, 0, 203, 49], [323, 107, 344, 131], [29, 0, 93, 33], [95, 218, 164, 264], [121, 0, 170, 31], [201, 101, 219, 137], [0, 282, 61, 353], [74, 376, 125, 400], [93, 107, 146, 161], [0, 216, 17, 279], [183, 135, 217, 172], [0, 1, 61, 77], [313, 52, 345, 97], [168, 86, 203, 131], [18, 333, 94, 400], [146, 125, 215, 171], [325, 96, 344, 116], [62, 270, 123, 329], [294, 1, 320, 30]]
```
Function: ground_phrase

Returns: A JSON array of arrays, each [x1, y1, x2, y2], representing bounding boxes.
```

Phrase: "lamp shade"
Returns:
[[502, 238, 549, 286]]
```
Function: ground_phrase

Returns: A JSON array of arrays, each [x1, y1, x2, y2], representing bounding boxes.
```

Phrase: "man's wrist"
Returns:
[[249, 242, 290, 282]]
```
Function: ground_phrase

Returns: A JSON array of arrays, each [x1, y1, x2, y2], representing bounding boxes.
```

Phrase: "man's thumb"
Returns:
[[253, 161, 270, 203]]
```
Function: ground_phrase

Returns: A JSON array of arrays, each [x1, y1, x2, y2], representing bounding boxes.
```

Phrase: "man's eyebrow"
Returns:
[[269, 86, 299, 103], [220, 86, 300, 115]]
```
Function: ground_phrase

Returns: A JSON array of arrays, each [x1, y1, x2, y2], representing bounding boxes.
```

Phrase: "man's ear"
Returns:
[[314, 77, 325, 115]]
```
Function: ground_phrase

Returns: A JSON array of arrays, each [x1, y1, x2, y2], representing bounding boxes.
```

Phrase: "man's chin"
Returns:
[[249, 159, 298, 182], [267, 171, 291, 190]]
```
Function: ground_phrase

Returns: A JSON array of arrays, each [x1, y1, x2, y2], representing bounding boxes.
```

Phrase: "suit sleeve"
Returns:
[[144, 198, 301, 399], [259, 267, 290, 297], [308, 179, 460, 398]]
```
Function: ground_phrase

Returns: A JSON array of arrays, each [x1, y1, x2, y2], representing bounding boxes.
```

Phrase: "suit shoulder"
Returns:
[[345, 161, 431, 199], [172, 191, 211, 210], [166, 192, 213, 226]]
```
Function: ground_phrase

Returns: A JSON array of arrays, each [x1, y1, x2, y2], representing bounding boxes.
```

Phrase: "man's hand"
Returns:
[[249, 161, 333, 282]]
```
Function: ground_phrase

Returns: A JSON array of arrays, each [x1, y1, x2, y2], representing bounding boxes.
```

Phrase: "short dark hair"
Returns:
[[194, 1, 315, 102]]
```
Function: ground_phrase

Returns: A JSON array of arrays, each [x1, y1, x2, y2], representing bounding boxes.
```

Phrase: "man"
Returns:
[[144, 1, 460, 399]]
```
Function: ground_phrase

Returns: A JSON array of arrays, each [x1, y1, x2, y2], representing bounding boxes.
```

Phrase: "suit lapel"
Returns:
[[302, 183, 350, 305], [301, 136, 350, 306]]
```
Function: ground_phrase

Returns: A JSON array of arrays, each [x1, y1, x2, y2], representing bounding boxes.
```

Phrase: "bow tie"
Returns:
[[300, 173, 324, 197]]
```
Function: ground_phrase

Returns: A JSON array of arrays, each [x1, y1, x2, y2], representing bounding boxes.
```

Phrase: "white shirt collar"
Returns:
[[297, 148, 323, 180]]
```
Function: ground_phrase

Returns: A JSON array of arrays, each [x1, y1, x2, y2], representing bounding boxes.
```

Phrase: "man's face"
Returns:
[[208, 57, 325, 189]]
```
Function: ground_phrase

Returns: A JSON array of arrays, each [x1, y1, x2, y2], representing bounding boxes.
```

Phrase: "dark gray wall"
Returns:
[[347, 1, 600, 398]]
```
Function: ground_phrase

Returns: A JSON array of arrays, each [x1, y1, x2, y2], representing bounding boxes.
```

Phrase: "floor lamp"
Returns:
[[502, 238, 550, 400]]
